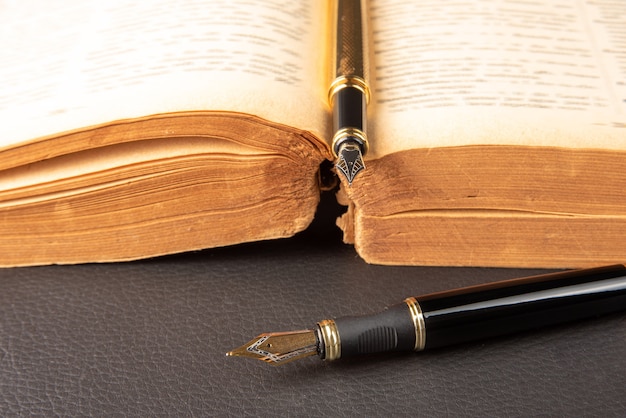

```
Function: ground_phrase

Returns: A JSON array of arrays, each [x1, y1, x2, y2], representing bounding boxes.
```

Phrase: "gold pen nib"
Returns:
[[227, 330, 318, 365]]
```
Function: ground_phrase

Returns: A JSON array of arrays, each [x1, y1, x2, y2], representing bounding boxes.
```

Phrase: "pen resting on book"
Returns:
[[329, 0, 369, 185], [227, 264, 626, 365]]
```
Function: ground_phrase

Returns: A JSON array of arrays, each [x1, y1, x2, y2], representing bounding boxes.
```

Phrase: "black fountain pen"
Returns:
[[329, 0, 369, 185], [228, 264, 626, 365]]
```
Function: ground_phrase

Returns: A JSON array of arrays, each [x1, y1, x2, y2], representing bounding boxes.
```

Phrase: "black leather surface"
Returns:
[[1, 193, 625, 416]]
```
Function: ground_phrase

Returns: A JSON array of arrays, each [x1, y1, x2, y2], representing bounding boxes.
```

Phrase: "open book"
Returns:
[[2, 0, 625, 267]]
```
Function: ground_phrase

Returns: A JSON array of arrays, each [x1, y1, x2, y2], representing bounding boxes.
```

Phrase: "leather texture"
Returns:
[[1, 194, 625, 416]]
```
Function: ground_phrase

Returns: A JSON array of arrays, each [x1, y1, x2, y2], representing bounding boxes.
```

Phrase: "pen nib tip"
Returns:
[[227, 330, 318, 365], [335, 143, 365, 185]]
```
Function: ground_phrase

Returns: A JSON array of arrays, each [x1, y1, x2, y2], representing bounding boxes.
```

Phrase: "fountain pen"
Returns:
[[329, 0, 369, 185], [227, 264, 626, 365]]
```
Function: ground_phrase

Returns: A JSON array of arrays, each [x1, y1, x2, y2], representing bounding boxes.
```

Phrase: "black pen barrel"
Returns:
[[417, 264, 626, 350], [333, 87, 366, 138], [331, 87, 367, 156]]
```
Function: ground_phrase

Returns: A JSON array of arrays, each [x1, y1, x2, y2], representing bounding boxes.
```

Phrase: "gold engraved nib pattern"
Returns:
[[335, 143, 365, 185], [226, 330, 318, 365]]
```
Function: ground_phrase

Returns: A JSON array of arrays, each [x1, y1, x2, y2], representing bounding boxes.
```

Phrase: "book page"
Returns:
[[368, 0, 626, 157], [0, 0, 330, 148]]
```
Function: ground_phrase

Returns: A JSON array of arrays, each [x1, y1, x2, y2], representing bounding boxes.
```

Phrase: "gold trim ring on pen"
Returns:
[[405, 297, 426, 351], [331, 127, 369, 158], [317, 319, 341, 361], [328, 75, 371, 105]]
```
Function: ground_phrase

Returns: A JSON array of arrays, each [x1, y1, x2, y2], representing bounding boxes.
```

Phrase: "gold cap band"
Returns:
[[405, 297, 426, 351], [317, 319, 341, 361], [331, 127, 369, 158], [328, 75, 371, 105]]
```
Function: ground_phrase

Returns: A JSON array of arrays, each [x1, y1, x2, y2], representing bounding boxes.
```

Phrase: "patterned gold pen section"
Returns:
[[330, 0, 368, 83], [328, 0, 370, 106]]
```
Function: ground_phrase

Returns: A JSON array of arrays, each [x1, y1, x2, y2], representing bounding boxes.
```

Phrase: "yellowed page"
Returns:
[[1, 0, 329, 148], [367, 0, 626, 157]]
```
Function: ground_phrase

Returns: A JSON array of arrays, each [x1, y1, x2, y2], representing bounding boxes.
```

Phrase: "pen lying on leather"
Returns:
[[227, 264, 626, 365]]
